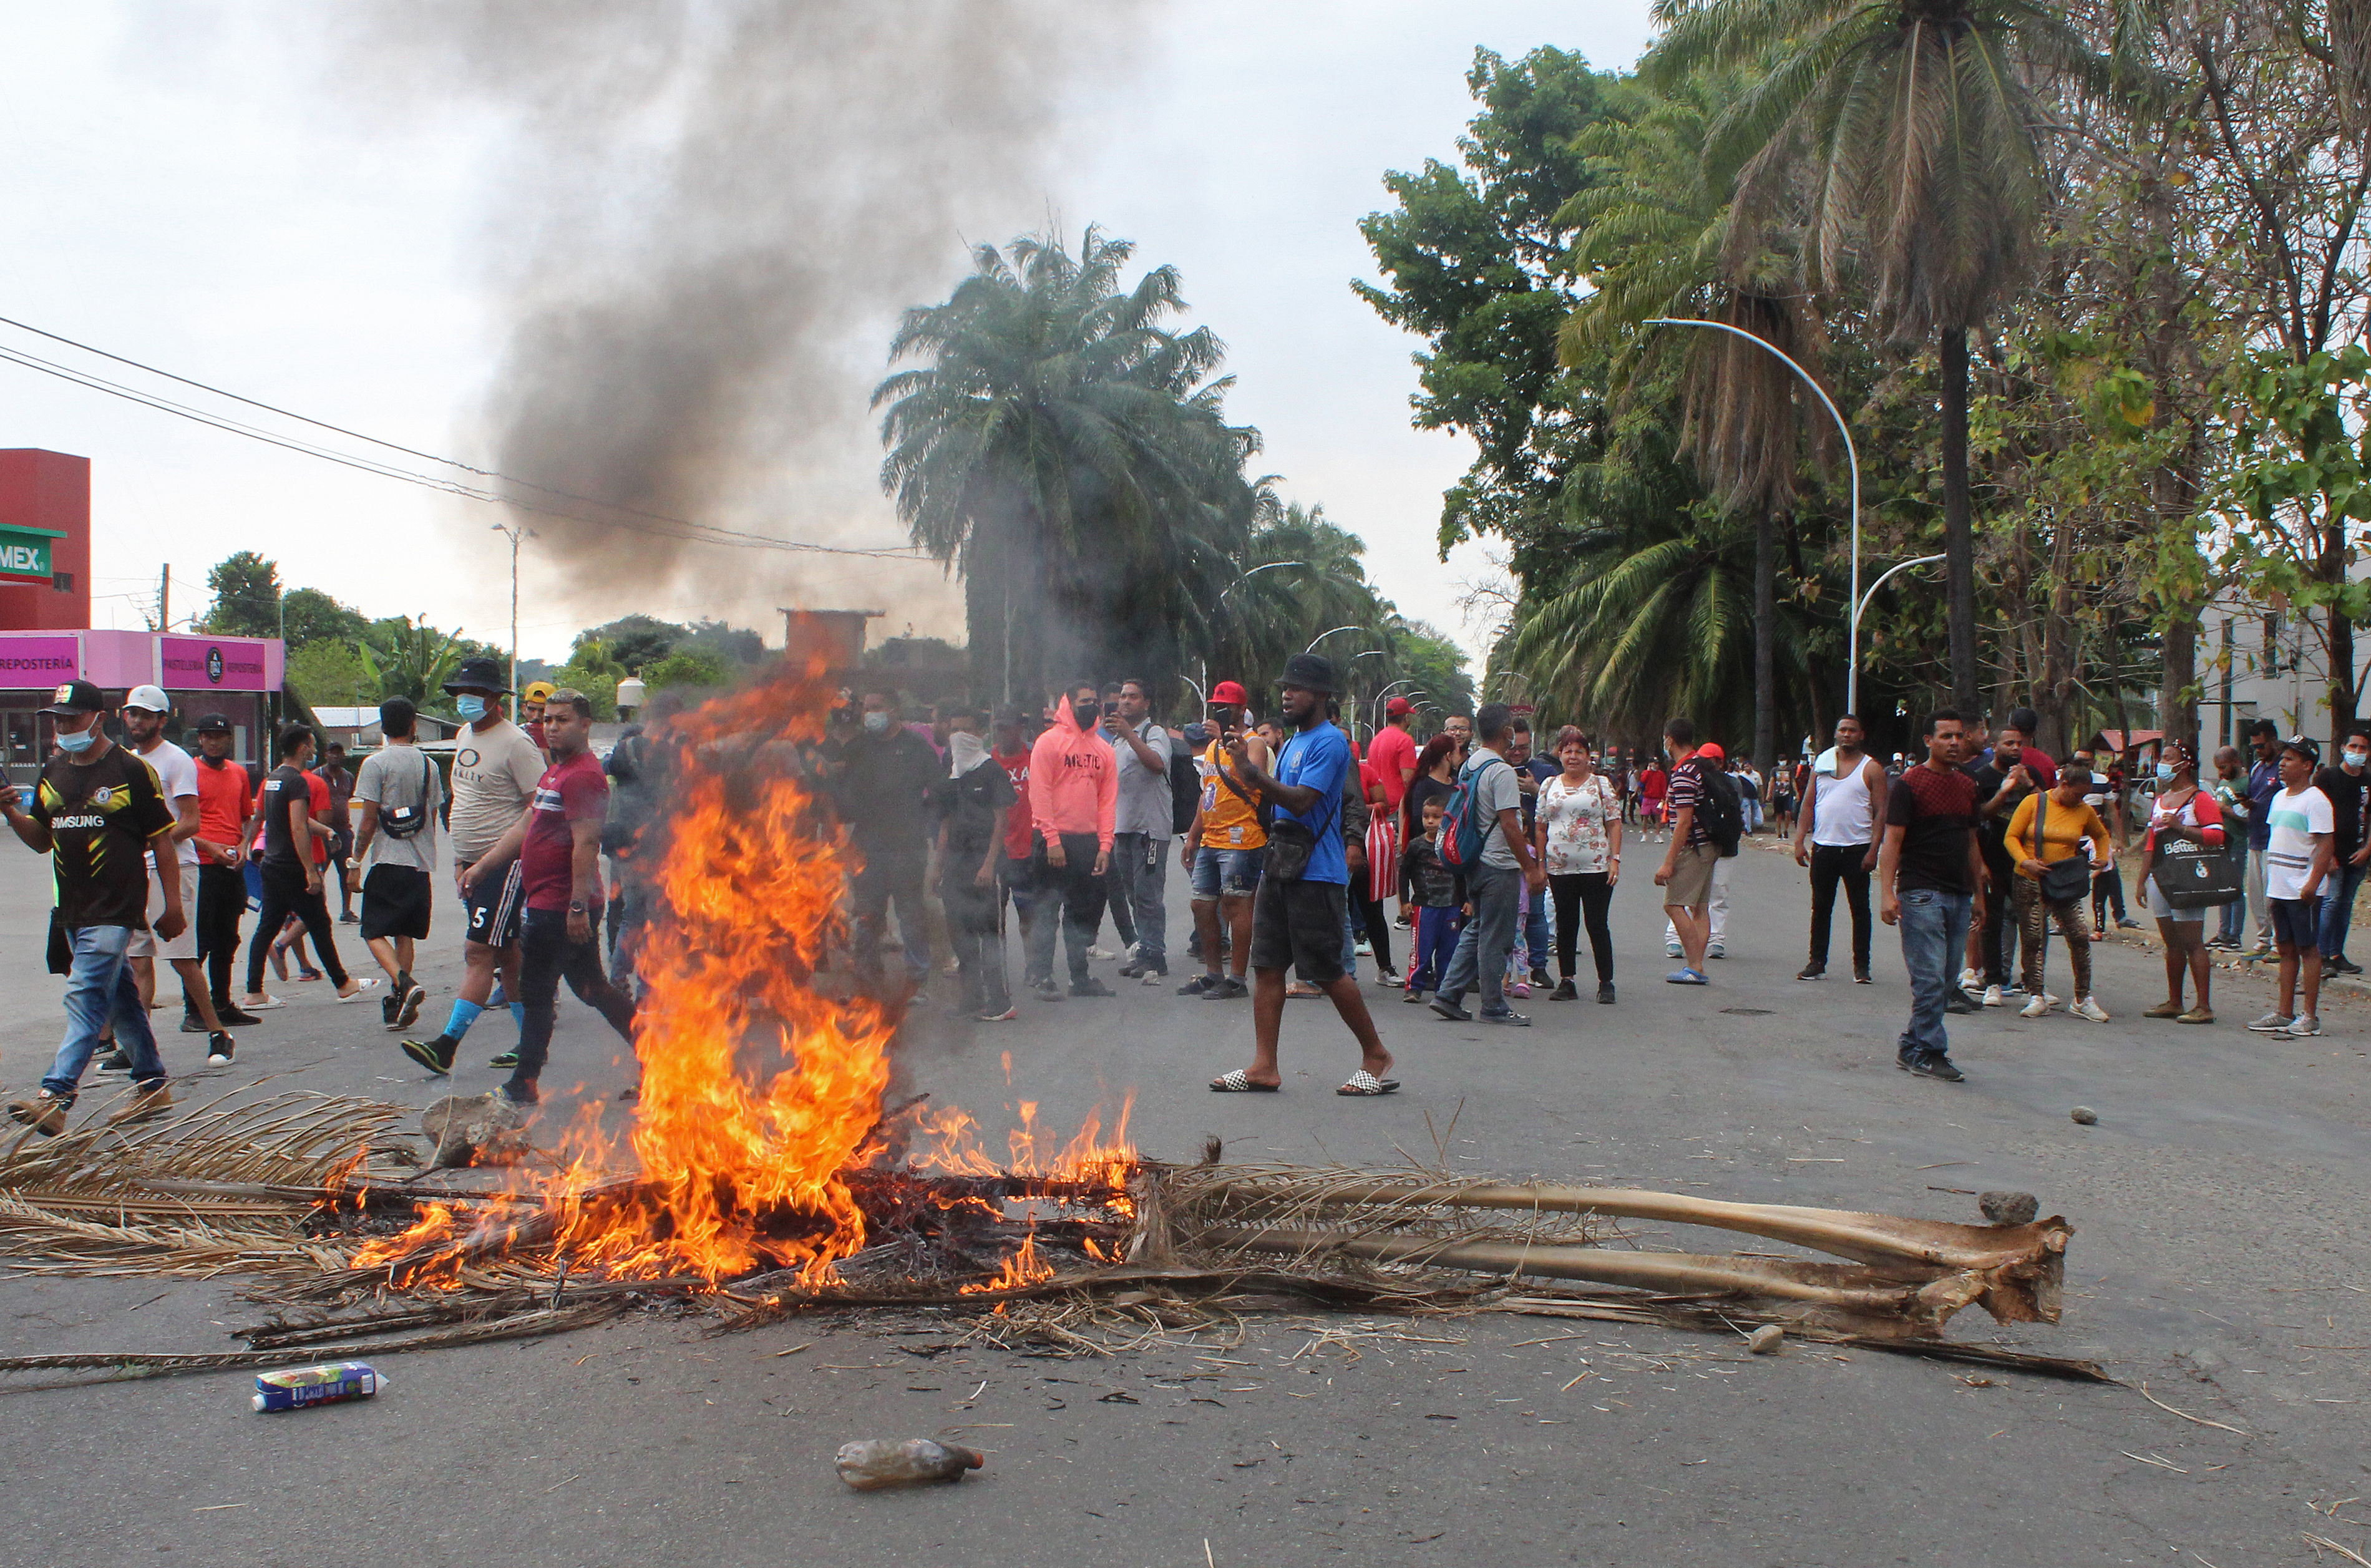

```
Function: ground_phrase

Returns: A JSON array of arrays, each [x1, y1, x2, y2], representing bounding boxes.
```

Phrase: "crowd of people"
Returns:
[[5, 650, 2359, 1132]]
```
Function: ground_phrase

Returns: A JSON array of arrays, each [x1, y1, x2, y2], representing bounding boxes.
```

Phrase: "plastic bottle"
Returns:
[[833, 1438, 985, 1490], [251, 1361, 388, 1413]]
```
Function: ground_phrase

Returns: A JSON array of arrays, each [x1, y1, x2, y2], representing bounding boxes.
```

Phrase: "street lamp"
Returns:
[[1644, 317, 1865, 710], [1305, 625, 1363, 655], [1849, 555, 1946, 693], [1221, 560, 1305, 601]]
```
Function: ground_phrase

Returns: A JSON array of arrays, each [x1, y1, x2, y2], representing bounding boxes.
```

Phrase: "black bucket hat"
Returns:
[[1275, 652, 1338, 694], [442, 656, 512, 696]]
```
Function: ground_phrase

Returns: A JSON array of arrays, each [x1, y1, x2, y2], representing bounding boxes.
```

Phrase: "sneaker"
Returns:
[[215, 1005, 261, 1026], [1665, 968, 1707, 986], [1354, 940, 1373, 959], [96, 1048, 132, 1073], [2018, 993, 2053, 1019], [5, 1090, 68, 1136], [1479, 1007, 1531, 1027], [1796, 963, 1826, 981], [1957, 966, 1983, 992], [1706, 944, 1726, 960], [1032, 978, 1063, 1001], [1902, 1049, 1965, 1083], [2329, 955, 2364, 976], [1549, 979, 1578, 1001], [2176, 1006, 2215, 1025], [2245, 1011, 2296, 1033], [1069, 977, 1116, 998], [1667, 941, 1683, 958], [488, 1050, 521, 1070], [381, 991, 400, 1028], [105, 1083, 175, 1126], [338, 911, 359, 923], [2143, 1000, 2185, 1018], [1176, 973, 1217, 996], [1402, 988, 1429, 1004], [206, 1033, 236, 1064], [1852, 968, 1872, 985], [400, 1036, 456, 1076], [1374, 965, 1401, 988], [397, 983, 427, 1030], [976, 1006, 1019, 1022], [1596, 981, 1617, 1004], [1982, 985, 2005, 1008], [1087, 945, 1117, 961], [1529, 967, 1552, 990], [2071, 997, 2110, 1023], [1141, 969, 1166, 986], [2287, 1013, 2322, 1036], [1119, 960, 1146, 979], [1505, 980, 1531, 998], [180, 1013, 210, 1035], [2116, 917, 2140, 930], [1202, 976, 1250, 1001], [1429, 994, 1474, 1023], [1944, 993, 1978, 1015]]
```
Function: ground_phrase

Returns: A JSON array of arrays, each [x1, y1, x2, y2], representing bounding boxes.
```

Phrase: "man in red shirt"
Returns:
[[422, 689, 635, 1105], [189, 716, 261, 1026], [1367, 697, 1418, 920]]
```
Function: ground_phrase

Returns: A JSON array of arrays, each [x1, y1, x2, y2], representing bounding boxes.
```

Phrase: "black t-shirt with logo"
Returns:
[[260, 763, 314, 871], [37, 744, 174, 930]]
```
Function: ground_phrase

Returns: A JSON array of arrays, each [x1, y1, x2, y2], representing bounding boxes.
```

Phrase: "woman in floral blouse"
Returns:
[[1534, 728, 1623, 1003]]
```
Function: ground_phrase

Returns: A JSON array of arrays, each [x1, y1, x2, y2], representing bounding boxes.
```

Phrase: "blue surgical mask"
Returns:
[[863, 711, 890, 734], [2154, 762, 2174, 783], [2348, 749, 2369, 769], [54, 723, 96, 754], [454, 694, 487, 722]]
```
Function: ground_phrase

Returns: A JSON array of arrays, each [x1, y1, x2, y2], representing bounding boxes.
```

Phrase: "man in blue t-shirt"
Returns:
[[1206, 653, 1397, 1098]]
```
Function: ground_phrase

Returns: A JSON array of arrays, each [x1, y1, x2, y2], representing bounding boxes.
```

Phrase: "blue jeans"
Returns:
[[45, 923, 165, 1098], [1513, 882, 1550, 975], [1896, 887, 1973, 1061], [1112, 833, 1168, 969], [1441, 861, 1521, 1013], [2217, 844, 2247, 943], [2319, 860, 2367, 959], [1006, 855, 1056, 986], [1406, 905, 1462, 991]]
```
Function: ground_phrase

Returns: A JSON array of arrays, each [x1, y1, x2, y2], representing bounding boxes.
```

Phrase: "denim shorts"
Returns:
[[1192, 845, 1262, 900], [2141, 875, 2204, 923], [2269, 896, 2317, 948]]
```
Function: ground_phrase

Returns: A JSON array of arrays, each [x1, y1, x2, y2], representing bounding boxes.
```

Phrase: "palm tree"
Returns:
[[874, 227, 1263, 706], [1645, 0, 2136, 714]]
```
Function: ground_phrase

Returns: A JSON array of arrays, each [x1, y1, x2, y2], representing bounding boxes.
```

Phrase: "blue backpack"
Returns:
[[1438, 754, 1497, 870]]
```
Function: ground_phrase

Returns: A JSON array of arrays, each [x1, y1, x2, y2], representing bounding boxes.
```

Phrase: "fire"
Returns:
[[963, 1225, 1054, 1293], [355, 660, 1136, 1292]]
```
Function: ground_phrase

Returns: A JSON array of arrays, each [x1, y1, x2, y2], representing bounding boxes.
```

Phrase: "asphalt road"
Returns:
[[0, 836, 2365, 1567]]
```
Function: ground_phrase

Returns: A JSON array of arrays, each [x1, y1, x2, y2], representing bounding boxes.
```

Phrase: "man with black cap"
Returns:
[[401, 656, 545, 1074], [189, 713, 261, 1027], [1207, 653, 1397, 1097], [3, 681, 187, 1134]]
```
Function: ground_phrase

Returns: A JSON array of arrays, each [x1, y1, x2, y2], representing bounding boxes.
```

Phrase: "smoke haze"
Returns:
[[313, 0, 1143, 621]]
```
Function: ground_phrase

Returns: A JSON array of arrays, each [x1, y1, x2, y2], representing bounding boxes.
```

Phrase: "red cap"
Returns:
[[1695, 741, 1725, 761], [1385, 696, 1413, 717], [1210, 680, 1249, 707]]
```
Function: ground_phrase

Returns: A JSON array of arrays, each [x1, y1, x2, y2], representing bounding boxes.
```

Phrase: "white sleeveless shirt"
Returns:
[[1809, 754, 1877, 847]]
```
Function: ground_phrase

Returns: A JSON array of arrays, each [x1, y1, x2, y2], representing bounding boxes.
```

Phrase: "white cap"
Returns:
[[123, 684, 171, 714]]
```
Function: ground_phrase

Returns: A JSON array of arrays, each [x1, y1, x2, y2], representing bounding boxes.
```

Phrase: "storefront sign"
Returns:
[[158, 635, 274, 692], [0, 633, 81, 687], [0, 526, 61, 587]]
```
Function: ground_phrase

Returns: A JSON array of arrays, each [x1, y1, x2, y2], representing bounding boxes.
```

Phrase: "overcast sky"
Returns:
[[0, 1, 1653, 671]]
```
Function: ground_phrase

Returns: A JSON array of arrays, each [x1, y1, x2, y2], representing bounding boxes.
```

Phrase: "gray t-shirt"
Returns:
[[1108, 718, 1175, 839], [1468, 744, 1525, 869], [355, 744, 445, 872], [447, 718, 545, 862]]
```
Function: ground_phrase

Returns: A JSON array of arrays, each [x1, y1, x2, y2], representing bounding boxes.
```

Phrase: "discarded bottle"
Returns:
[[834, 1438, 985, 1491], [251, 1361, 389, 1413]]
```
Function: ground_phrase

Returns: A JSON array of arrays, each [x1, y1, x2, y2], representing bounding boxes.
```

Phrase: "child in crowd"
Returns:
[[1400, 797, 1465, 1001]]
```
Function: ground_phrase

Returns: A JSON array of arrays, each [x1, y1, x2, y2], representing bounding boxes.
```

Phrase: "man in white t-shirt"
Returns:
[[2251, 736, 2335, 1038], [120, 687, 236, 1064]]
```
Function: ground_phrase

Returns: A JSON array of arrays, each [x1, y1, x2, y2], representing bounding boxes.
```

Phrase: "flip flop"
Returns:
[[240, 995, 286, 1011], [1209, 1069, 1280, 1093], [334, 978, 384, 1004], [1336, 1070, 1400, 1097]]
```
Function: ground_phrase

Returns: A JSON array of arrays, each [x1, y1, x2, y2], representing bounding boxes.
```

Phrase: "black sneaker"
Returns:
[[215, 1004, 262, 1026], [206, 1033, 235, 1065], [397, 982, 426, 1030], [180, 1013, 210, 1035], [1852, 968, 1872, 985], [401, 1036, 456, 1076], [96, 1048, 132, 1072], [1119, 960, 1146, 979], [1903, 1049, 1965, 1083], [1796, 963, 1826, 981], [1176, 973, 1217, 996], [381, 991, 400, 1027], [1069, 977, 1116, 998], [2330, 955, 2364, 976], [1944, 993, 1978, 1015], [1201, 976, 1249, 1001], [1429, 994, 1473, 1023], [1549, 979, 1577, 1001], [2115, 917, 2140, 930], [338, 911, 359, 924], [488, 1050, 521, 1070], [1529, 968, 1552, 990], [1479, 1007, 1531, 1027], [1595, 982, 1616, 1004]]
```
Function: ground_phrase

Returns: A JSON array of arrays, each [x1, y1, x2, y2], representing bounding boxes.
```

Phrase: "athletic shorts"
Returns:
[[1663, 841, 1719, 908], [126, 862, 199, 962], [1192, 845, 1262, 900], [2269, 896, 2317, 948], [1248, 875, 1347, 986], [361, 864, 434, 942], [2141, 875, 2204, 924], [461, 856, 525, 948]]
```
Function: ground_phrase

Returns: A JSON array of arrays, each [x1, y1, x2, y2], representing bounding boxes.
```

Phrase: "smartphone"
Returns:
[[1104, 702, 1119, 717]]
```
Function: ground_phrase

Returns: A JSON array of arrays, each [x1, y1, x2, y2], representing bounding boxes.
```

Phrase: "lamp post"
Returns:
[[1305, 625, 1363, 655], [1643, 317, 1864, 710], [1849, 555, 1946, 701], [1221, 561, 1304, 601]]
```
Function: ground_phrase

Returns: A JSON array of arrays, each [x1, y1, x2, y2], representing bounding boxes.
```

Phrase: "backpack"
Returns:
[[1168, 747, 1201, 835], [1438, 754, 1499, 870], [1690, 758, 1743, 857]]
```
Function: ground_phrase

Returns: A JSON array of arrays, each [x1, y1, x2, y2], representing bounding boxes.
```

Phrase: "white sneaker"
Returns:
[[2018, 991, 2051, 1018], [2072, 996, 2110, 1023], [1666, 941, 1683, 958], [2287, 1013, 2322, 1036], [1982, 984, 2006, 1008], [1088, 945, 1117, 961], [1706, 944, 1726, 960]]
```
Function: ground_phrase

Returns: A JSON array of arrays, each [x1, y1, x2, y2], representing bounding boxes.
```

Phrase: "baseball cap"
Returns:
[[1696, 741, 1726, 762], [1385, 696, 1413, 718], [523, 680, 557, 703], [1210, 679, 1249, 707], [123, 684, 171, 714], [193, 714, 233, 734], [39, 679, 105, 716]]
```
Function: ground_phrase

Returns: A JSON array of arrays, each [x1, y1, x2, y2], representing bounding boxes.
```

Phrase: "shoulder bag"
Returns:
[[2033, 791, 2094, 904]]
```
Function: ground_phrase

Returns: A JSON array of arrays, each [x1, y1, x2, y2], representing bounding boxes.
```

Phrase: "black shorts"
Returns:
[[462, 857, 525, 949], [360, 864, 433, 941], [1249, 875, 1348, 986]]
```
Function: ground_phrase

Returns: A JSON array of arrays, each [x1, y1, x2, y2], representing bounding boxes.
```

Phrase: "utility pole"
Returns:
[[157, 564, 169, 632], [492, 521, 532, 718]]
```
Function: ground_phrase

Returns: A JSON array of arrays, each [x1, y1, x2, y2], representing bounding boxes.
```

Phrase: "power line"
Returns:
[[0, 316, 932, 562]]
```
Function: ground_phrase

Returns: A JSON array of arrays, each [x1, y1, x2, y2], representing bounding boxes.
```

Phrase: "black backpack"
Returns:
[[1691, 759, 1744, 857], [1168, 747, 1202, 835]]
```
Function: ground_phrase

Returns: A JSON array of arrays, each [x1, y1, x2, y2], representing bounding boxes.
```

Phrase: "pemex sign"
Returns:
[[0, 525, 61, 587]]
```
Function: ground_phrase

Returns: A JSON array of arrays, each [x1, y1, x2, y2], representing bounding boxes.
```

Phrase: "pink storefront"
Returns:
[[0, 628, 285, 782]]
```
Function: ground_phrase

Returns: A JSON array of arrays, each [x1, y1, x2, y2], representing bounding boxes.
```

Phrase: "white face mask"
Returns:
[[948, 731, 988, 777], [2348, 749, 2369, 769]]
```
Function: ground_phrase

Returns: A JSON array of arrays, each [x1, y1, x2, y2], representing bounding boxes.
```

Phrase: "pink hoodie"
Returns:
[[1028, 701, 1117, 851]]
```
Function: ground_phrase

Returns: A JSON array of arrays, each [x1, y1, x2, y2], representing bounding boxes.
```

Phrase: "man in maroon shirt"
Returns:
[[1879, 708, 1990, 1083], [431, 689, 635, 1106]]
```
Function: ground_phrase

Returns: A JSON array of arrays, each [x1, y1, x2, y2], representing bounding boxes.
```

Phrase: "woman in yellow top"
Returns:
[[2005, 766, 2114, 1021]]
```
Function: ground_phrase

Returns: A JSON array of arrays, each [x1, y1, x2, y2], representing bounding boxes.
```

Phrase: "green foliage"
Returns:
[[639, 650, 731, 691], [201, 552, 281, 637], [285, 641, 372, 708], [358, 616, 470, 704], [578, 615, 681, 673], [2218, 344, 2371, 632], [281, 587, 370, 650]]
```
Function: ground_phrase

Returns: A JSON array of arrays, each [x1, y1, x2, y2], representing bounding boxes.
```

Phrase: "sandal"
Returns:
[[1209, 1069, 1280, 1093], [1336, 1070, 1400, 1097]]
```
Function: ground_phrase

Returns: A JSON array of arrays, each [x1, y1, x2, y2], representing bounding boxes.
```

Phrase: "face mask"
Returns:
[[2154, 762, 2174, 783], [948, 731, 988, 777], [454, 694, 487, 722], [1073, 703, 1098, 729], [2348, 749, 2369, 769], [54, 723, 96, 755], [862, 711, 890, 734]]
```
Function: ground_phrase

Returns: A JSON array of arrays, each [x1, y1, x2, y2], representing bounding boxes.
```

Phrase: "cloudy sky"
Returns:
[[0, 1, 1653, 670]]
